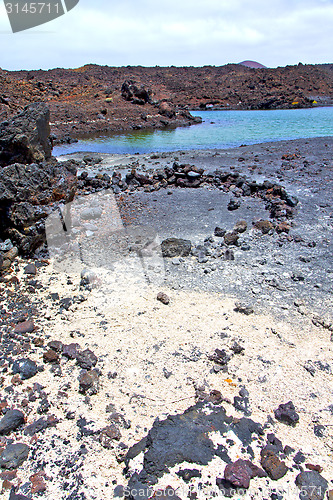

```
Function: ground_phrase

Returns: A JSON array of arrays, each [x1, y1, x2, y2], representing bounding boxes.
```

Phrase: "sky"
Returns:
[[0, 0, 332, 70]]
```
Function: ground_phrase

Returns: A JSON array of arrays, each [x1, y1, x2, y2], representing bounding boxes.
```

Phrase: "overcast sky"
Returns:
[[0, 0, 332, 70]]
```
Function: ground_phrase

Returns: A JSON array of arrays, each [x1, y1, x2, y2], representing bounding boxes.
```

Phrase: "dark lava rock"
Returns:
[[224, 459, 266, 489], [24, 415, 58, 436], [214, 227, 226, 237], [274, 401, 299, 425], [0, 410, 25, 435], [224, 231, 239, 246], [224, 249, 235, 261], [0, 443, 30, 469], [9, 489, 31, 500], [47, 340, 63, 352], [234, 302, 254, 315], [78, 369, 100, 395], [76, 349, 98, 370], [0, 102, 52, 166], [13, 321, 35, 334], [295, 470, 328, 500], [161, 238, 191, 258], [125, 402, 264, 487], [12, 358, 38, 380], [209, 349, 232, 366], [233, 394, 251, 416], [157, 292, 170, 305], [23, 263, 37, 275], [176, 468, 201, 482], [0, 104, 77, 255], [260, 448, 288, 480], [62, 343, 81, 359], [228, 199, 241, 211]]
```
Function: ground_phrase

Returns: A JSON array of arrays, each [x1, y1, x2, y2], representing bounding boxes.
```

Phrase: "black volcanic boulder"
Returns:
[[0, 102, 52, 166], [121, 80, 151, 105], [0, 104, 77, 256]]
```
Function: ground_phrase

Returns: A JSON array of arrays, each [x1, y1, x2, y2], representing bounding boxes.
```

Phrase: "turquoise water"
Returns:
[[53, 107, 333, 156]]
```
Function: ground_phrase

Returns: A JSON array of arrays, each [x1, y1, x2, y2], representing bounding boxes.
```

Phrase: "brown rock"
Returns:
[[29, 470, 47, 494], [276, 222, 291, 233], [78, 369, 100, 395], [3, 247, 18, 262], [157, 292, 170, 305], [63, 343, 81, 359], [234, 220, 247, 233], [224, 231, 239, 246], [99, 424, 122, 449], [253, 220, 274, 234], [260, 449, 288, 480], [43, 349, 59, 364]]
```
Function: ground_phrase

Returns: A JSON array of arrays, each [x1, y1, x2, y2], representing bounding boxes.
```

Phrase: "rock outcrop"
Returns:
[[0, 103, 77, 258], [0, 102, 52, 166]]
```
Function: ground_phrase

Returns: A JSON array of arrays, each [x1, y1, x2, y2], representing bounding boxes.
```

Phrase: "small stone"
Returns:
[[24, 264, 37, 275], [43, 349, 60, 364], [224, 231, 239, 246], [234, 220, 247, 233], [295, 470, 328, 500], [14, 321, 34, 334], [76, 349, 98, 370], [305, 464, 323, 473], [214, 227, 226, 237], [12, 358, 38, 380], [29, 470, 46, 494], [276, 222, 291, 233], [161, 238, 191, 258], [234, 302, 254, 315], [62, 343, 81, 359], [157, 292, 170, 305], [224, 249, 234, 261], [9, 489, 31, 500], [4, 247, 18, 262], [47, 340, 63, 352], [78, 369, 100, 395], [0, 410, 25, 435], [253, 220, 273, 234], [224, 459, 266, 489], [99, 424, 122, 449], [0, 443, 29, 469], [260, 449, 288, 480], [208, 349, 231, 366], [274, 401, 299, 425], [228, 199, 241, 211]]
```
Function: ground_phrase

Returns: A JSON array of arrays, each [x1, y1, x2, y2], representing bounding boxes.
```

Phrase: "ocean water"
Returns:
[[53, 107, 333, 156]]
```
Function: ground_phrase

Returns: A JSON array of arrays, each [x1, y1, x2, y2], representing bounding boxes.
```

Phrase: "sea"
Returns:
[[53, 106, 333, 156]]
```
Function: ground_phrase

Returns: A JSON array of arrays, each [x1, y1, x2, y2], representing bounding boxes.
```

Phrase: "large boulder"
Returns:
[[0, 104, 77, 256], [0, 102, 52, 166], [121, 80, 152, 105]]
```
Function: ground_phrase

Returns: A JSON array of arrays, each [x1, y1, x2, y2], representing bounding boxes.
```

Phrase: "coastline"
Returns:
[[1, 136, 333, 499]]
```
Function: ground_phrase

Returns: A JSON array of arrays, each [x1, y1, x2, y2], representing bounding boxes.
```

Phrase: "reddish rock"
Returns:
[[29, 470, 47, 494], [224, 459, 266, 489], [78, 369, 100, 395], [260, 449, 288, 480], [276, 222, 291, 233], [62, 343, 81, 359], [99, 424, 122, 449], [43, 349, 59, 364]]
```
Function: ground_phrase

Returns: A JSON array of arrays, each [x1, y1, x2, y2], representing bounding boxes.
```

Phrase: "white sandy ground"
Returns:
[[2, 257, 333, 499]]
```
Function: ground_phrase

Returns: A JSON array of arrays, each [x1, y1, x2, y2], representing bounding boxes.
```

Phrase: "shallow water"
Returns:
[[54, 106, 333, 156]]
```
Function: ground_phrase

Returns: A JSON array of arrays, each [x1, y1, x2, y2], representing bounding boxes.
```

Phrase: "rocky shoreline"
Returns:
[[0, 63, 332, 144], [0, 104, 333, 499]]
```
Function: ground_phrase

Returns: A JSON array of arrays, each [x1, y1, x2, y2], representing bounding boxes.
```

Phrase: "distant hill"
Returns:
[[239, 60, 267, 69]]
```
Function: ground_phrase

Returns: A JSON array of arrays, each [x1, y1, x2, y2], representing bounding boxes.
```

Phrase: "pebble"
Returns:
[[14, 321, 35, 334], [157, 292, 170, 305], [24, 264, 37, 275], [234, 302, 254, 315], [43, 349, 60, 364], [79, 369, 100, 395], [0, 410, 25, 435], [12, 358, 38, 380], [274, 401, 299, 425], [224, 458, 266, 489]]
